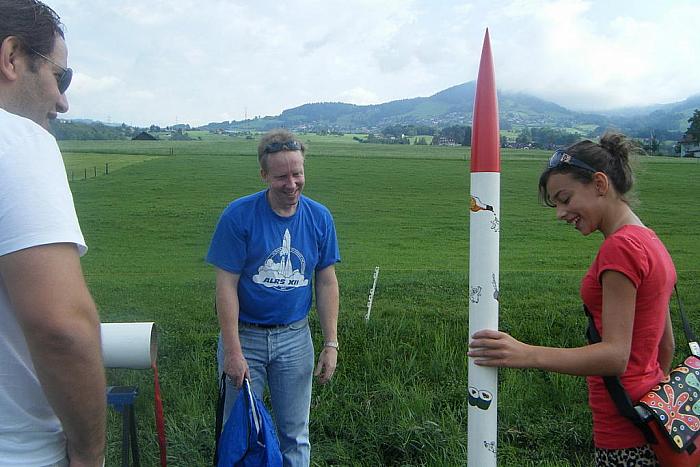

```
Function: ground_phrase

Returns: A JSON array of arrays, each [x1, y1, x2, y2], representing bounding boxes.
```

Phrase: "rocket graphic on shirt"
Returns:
[[253, 228, 309, 291]]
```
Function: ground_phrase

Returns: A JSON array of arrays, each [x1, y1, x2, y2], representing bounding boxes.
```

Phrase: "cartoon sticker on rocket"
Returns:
[[470, 195, 493, 213], [492, 274, 499, 301], [483, 440, 497, 455], [470, 286, 483, 304], [470, 195, 499, 232], [468, 386, 493, 410]]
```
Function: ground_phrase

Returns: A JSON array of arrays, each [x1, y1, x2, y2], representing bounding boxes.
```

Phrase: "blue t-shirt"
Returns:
[[207, 190, 340, 325]]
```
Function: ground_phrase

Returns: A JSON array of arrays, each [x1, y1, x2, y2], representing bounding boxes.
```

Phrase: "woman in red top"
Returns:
[[468, 132, 676, 466]]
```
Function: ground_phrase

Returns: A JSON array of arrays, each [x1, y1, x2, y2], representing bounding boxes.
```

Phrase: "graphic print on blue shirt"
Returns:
[[252, 228, 309, 291]]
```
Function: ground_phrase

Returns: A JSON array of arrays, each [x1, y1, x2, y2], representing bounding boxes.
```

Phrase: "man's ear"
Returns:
[[0, 36, 24, 83]]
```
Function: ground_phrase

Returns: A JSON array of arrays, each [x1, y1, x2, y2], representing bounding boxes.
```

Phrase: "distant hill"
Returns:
[[597, 94, 700, 136], [200, 82, 698, 140], [51, 119, 141, 140]]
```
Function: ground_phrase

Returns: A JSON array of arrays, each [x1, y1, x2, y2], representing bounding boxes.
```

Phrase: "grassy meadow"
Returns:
[[58, 136, 700, 466]]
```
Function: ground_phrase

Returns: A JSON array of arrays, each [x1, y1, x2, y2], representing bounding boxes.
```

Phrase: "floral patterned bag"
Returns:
[[636, 356, 700, 452]]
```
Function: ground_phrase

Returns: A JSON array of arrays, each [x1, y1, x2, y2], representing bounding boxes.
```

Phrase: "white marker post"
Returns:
[[468, 29, 500, 467], [365, 266, 380, 322]]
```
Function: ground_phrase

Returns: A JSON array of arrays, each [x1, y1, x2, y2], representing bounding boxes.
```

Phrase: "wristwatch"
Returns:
[[324, 341, 339, 351]]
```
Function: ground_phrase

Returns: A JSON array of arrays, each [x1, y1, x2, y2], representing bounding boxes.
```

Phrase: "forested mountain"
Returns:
[[598, 94, 700, 137], [200, 82, 698, 140]]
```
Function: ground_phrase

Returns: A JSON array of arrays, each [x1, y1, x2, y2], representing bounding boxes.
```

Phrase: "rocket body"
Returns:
[[468, 29, 500, 467]]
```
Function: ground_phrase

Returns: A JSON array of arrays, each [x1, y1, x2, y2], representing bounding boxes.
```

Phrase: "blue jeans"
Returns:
[[218, 317, 314, 467]]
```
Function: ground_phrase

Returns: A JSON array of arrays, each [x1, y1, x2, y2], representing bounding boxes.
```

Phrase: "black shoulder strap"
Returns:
[[213, 373, 226, 466], [674, 285, 700, 356], [584, 305, 656, 442]]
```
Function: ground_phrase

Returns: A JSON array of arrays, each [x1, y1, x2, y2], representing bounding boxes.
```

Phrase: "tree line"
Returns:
[[50, 120, 141, 140], [685, 109, 700, 142], [513, 127, 578, 148], [379, 124, 578, 148]]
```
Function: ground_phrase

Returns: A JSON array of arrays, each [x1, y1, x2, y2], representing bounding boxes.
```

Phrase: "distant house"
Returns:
[[679, 134, 700, 158], [170, 129, 192, 141], [437, 137, 457, 146], [132, 131, 157, 141]]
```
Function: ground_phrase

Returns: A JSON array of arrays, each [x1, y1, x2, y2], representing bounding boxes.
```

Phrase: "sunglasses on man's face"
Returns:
[[264, 140, 302, 154], [30, 48, 73, 94], [548, 149, 597, 173]]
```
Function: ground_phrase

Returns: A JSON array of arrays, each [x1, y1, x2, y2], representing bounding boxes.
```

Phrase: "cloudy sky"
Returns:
[[51, 0, 699, 127]]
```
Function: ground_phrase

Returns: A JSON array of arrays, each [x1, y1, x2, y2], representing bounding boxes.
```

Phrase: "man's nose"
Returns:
[[57, 92, 69, 113]]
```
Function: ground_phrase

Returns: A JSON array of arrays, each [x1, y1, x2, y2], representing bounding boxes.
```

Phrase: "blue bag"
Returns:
[[214, 375, 282, 467]]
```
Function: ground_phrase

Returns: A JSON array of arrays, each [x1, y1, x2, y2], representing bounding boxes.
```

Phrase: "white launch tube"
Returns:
[[101, 322, 158, 369], [468, 172, 500, 466]]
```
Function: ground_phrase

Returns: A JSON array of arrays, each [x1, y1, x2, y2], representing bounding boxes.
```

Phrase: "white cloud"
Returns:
[[49, 0, 700, 126], [338, 87, 381, 105], [112, 0, 198, 26], [72, 73, 120, 94], [126, 89, 157, 100], [490, 0, 700, 110]]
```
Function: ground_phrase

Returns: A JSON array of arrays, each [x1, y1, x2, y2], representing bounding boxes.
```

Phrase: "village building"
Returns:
[[679, 134, 700, 158], [132, 131, 157, 141]]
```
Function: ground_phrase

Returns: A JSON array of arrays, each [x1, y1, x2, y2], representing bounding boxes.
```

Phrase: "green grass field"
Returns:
[[59, 138, 700, 466]]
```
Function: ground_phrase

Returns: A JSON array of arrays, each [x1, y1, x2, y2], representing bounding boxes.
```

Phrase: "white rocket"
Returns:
[[468, 29, 500, 467]]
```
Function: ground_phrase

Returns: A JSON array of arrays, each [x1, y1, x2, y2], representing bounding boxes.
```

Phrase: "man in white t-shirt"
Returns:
[[0, 1, 106, 466]]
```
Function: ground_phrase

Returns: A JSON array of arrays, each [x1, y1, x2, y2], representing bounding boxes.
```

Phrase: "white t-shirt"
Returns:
[[0, 108, 87, 466]]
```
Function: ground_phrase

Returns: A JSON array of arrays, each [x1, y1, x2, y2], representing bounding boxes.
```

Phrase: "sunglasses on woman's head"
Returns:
[[548, 149, 597, 172]]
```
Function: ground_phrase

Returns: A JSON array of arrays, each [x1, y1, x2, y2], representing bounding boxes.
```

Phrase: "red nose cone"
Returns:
[[471, 29, 500, 173]]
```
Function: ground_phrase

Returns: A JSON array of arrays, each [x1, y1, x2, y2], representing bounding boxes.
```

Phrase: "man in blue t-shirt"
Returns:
[[207, 128, 340, 467]]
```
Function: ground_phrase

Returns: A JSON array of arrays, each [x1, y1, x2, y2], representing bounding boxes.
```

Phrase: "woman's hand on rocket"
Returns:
[[468, 329, 534, 369]]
